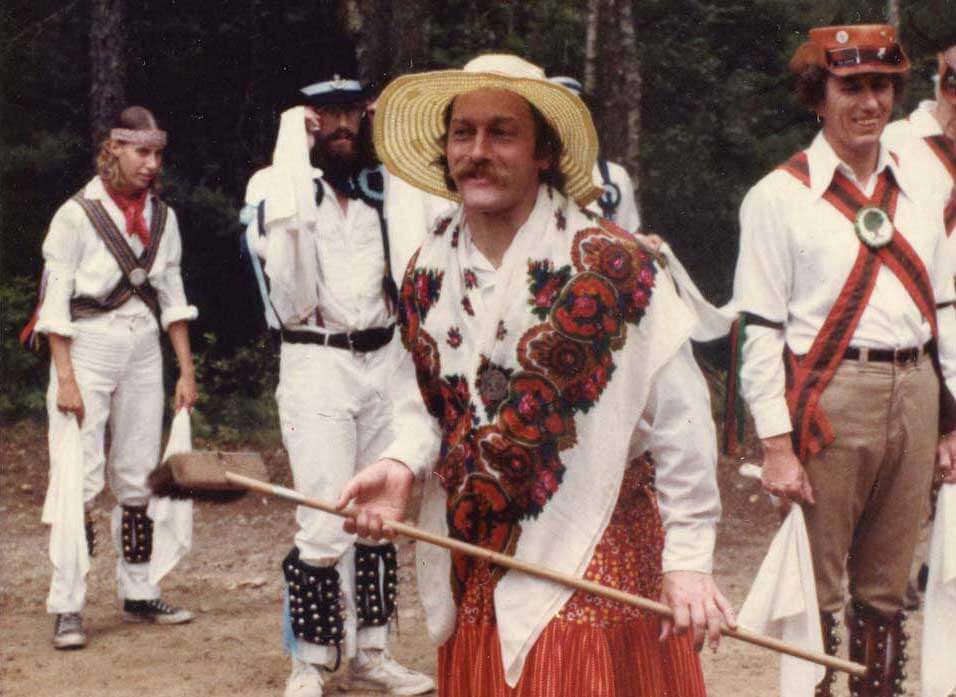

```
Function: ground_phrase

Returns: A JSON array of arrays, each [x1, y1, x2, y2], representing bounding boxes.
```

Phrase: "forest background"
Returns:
[[1, 0, 951, 439]]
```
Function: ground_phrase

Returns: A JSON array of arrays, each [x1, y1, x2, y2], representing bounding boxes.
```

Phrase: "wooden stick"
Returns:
[[224, 471, 866, 677]]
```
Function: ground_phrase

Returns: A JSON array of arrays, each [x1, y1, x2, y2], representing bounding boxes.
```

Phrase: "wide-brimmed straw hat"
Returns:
[[789, 25, 910, 77], [373, 54, 601, 206]]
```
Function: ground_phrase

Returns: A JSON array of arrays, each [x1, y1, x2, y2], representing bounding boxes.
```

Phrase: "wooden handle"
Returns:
[[224, 471, 866, 677]]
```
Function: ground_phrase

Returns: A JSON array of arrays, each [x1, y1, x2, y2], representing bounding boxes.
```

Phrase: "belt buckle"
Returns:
[[894, 347, 917, 365], [346, 331, 356, 354]]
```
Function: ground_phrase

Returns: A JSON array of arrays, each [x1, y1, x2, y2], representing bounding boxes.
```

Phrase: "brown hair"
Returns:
[[793, 67, 907, 112], [432, 97, 567, 195], [96, 106, 164, 191]]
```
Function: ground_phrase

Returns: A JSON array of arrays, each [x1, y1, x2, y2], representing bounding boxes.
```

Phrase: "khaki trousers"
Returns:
[[801, 353, 938, 617]]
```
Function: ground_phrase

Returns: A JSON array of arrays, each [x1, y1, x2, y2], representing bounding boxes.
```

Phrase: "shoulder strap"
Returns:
[[595, 158, 621, 220], [70, 192, 162, 322], [356, 167, 399, 313]]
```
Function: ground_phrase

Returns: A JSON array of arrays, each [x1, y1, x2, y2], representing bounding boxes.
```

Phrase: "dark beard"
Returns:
[[312, 130, 362, 185]]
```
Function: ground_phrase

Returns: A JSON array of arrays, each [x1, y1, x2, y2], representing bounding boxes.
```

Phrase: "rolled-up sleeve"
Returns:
[[154, 209, 198, 329], [34, 203, 82, 338], [734, 183, 794, 438], [636, 342, 720, 574]]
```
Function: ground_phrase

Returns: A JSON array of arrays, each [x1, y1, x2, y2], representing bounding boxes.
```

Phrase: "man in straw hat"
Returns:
[[732, 24, 956, 696], [337, 53, 734, 695], [241, 76, 436, 697]]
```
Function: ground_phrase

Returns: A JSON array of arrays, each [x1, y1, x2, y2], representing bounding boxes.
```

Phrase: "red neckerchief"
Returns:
[[105, 185, 150, 247]]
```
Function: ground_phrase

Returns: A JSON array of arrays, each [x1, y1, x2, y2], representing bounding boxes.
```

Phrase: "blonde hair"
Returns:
[[96, 106, 164, 191]]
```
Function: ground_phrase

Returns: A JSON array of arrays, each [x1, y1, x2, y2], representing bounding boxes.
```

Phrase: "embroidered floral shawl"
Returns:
[[400, 187, 696, 685]]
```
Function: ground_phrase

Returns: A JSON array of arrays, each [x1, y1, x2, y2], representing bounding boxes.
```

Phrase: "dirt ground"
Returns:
[[0, 418, 930, 697]]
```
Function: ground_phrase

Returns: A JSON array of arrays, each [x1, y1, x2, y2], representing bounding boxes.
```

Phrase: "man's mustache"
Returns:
[[451, 159, 502, 183], [323, 128, 356, 142]]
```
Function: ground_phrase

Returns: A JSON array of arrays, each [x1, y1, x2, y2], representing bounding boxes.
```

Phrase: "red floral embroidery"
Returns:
[[571, 226, 657, 323], [432, 215, 453, 237], [462, 295, 475, 316], [517, 324, 615, 411], [446, 326, 463, 348], [413, 268, 444, 320], [497, 373, 576, 449], [398, 250, 422, 350], [463, 269, 478, 290], [550, 272, 624, 347], [527, 260, 572, 320], [447, 473, 520, 602]]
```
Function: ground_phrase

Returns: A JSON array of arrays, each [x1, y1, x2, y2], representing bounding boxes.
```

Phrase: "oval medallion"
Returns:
[[854, 206, 894, 249], [478, 368, 509, 404]]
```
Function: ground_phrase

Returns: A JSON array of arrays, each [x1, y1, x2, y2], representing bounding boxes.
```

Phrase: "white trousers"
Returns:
[[277, 341, 395, 666], [46, 312, 165, 613]]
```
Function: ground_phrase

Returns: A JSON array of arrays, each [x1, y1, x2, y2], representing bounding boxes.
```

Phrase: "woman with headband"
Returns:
[[29, 105, 199, 650]]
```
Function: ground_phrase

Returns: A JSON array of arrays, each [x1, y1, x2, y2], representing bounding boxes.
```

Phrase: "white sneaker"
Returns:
[[284, 657, 324, 697], [349, 649, 435, 695]]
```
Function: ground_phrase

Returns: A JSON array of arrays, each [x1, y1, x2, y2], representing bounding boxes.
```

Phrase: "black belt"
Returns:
[[281, 324, 395, 353], [843, 342, 929, 365]]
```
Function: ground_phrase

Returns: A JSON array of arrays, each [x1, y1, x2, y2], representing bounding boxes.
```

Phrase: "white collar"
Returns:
[[806, 130, 909, 199]]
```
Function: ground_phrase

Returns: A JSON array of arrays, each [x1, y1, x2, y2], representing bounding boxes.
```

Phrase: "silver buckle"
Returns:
[[894, 346, 919, 365], [345, 332, 356, 353]]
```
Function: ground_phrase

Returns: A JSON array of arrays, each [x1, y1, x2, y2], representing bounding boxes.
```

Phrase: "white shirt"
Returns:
[[248, 168, 389, 333], [388, 207, 719, 574], [734, 132, 956, 438], [884, 100, 955, 216], [35, 176, 197, 336], [587, 160, 641, 232]]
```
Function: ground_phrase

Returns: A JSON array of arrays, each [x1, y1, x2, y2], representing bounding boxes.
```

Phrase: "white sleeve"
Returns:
[[734, 182, 794, 438], [34, 203, 83, 338], [380, 344, 441, 479], [636, 342, 720, 574], [613, 167, 641, 233], [154, 208, 199, 329], [930, 206, 956, 402]]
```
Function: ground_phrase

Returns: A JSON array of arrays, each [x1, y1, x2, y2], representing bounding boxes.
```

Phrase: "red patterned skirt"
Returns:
[[437, 457, 707, 696]]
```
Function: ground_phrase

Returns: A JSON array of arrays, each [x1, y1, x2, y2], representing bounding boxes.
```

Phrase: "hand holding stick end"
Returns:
[[336, 458, 414, 539]]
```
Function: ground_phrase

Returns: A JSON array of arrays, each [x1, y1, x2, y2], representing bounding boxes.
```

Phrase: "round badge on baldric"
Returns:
[[854, 207, 894, 249], [478, 368, 509, 403], [128, 268, 148, 287]]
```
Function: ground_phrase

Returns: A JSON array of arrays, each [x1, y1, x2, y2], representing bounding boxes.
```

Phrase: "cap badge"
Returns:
[[836, 30, 850, 44]]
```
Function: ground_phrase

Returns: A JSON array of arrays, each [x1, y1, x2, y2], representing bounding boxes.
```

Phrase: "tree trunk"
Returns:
[[886, 0, 901, 31], [89, 0, 127, 148], [340, 0, 430, 88], [589, 0, 642, 202], [584, 0, 599, 95], [391, 0, 430, 77]]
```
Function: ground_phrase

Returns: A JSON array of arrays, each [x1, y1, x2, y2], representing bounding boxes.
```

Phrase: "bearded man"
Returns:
[[242, 76, 435, 697]]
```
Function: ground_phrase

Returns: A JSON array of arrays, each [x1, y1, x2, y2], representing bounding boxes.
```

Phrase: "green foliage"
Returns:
[[0, 277, 48, 421], [187, 332, 280, 448]]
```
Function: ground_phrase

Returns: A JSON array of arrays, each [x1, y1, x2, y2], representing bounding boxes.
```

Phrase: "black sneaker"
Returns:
[[53, 612, 87, 650], [123, 599, 194, 625]]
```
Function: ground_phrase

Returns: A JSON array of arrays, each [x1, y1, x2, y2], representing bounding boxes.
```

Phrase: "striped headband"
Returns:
[[110, 128, 168, 148]]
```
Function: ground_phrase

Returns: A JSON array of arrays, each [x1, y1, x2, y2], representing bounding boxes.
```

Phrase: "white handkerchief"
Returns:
[[43, 413, 90, 612], [658, 242, 735, 341], [738, 506, 825, 697], [147, 409, 193, 585], [922, 484, 956, 697]]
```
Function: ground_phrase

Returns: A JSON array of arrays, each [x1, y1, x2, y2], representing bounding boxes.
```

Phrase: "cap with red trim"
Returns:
[[789, 25, 910, 77]]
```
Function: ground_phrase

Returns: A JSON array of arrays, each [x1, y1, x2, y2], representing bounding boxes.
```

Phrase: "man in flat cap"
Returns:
[[241, 75, 436, 697], [338, 54, 734, 695], [733, 24, 956, 696]]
